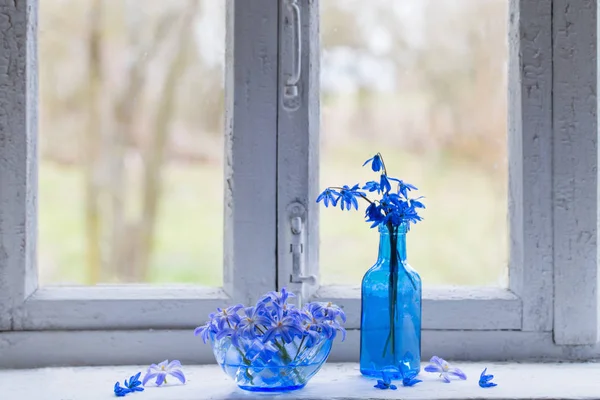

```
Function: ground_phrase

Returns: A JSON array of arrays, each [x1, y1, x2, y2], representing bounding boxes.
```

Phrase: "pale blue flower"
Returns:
[[424, 356, 467, 383], [212, 304, 243, 329], [260, 287, 295, 306], [261, 303, 304, 344], [142, 360, 186, 387]]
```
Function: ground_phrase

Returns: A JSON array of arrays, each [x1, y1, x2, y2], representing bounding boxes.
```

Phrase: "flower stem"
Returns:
[[382, 223, 398, 360], [293, 336, 307, 362], [234, 345, 255, 384], [328, 186, 374, 204]]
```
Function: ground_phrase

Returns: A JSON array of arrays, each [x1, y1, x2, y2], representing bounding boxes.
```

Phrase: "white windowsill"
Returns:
[[1, 362, 598, 399]]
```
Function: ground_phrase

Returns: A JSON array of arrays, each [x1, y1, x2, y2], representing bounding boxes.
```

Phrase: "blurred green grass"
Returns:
[[39, 141, 507, 287], [39, 161, 223, 286]]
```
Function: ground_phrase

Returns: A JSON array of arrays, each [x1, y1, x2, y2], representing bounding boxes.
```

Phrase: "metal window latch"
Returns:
[[288, 202, 316, 287], [282, 0, 301, 111]]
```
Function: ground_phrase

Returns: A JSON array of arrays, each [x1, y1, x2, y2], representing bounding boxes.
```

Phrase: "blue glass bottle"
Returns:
[[360, 223, 422, 379]]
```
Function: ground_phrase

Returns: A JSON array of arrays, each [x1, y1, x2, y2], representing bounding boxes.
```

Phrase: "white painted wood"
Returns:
[[12, 286, 229, 330], [223, 0, 279, 304], [314, 286, 522, 330], [551, 0, 598, 345], [4, 329, 600, 369], [277, 0, 320, 304], [507, 0, 554, 333], [2, 363, 600, 400], [0, 0, 38, 331]]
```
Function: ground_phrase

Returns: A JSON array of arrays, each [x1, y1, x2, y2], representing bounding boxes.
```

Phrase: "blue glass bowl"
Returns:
[[210, 334, 333, 392]]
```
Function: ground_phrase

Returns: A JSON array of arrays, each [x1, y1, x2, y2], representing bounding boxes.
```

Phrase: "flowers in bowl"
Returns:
[[194, 288, 346, 392]]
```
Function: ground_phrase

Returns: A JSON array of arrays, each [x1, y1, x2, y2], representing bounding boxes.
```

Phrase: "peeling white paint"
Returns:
[[552, 0, 598, 345], [0, 0, 38, 331], [223, 0, 278, 305]]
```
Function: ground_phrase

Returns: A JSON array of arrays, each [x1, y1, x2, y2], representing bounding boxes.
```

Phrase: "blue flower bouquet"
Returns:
[[195, 288, 346, 392]]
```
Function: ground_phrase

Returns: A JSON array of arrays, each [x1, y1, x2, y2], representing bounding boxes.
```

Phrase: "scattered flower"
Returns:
[[424, 356, 467, 383], [402, 371, 422, 387], [142, 360, 186, 387], [374, 372, 397, 390], [113, 372, 144, 397], [479, 368, 497, 388]]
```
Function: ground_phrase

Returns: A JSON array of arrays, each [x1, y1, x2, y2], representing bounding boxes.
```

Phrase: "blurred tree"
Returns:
[[106, 5, 180, 281], [84, 0, 104, 284], [136, 0, 200, 281]]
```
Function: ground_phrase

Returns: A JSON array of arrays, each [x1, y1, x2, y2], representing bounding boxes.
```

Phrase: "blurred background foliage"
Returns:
[[38, 0, 507, 287]]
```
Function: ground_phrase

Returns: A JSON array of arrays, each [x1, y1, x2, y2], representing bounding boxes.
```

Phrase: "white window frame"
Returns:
[[277, 0, 600, 362], [0, 0, 599, 368]]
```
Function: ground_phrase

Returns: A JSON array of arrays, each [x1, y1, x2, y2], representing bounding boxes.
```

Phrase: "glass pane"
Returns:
[[320, 0, 508, 286], [39, 0, 224, 285]]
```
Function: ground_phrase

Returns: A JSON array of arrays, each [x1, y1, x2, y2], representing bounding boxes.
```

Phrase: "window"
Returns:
[[39, 0, 226, 286], [0, 0, 599, 367]]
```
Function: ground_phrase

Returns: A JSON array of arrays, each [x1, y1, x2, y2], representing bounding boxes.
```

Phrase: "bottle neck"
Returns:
[[377, 224, 407, 264]]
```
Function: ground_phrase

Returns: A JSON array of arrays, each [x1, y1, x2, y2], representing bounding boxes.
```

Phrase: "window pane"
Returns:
[[320, 0, 508, 286], [39, 0, 224, 285]]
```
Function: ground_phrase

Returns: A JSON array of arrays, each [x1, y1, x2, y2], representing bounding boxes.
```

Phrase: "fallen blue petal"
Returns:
[[374, 372, 398, 390], [480, 381, 498, 388], [479, 368, 497, 388], [114, 372, 144, 397]]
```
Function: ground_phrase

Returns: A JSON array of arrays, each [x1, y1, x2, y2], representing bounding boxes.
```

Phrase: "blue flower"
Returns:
[[215, 322, 242, 347], [389, 178, 418, 198], [374, 372, 397, 390], [259, 287, 295, 307], [314, 301, 347, 323], [362, 181, 381, 193], [142, 360, 186, 387], [424, 356, 467, 383], [237, 305, 271, 340], [316, 188, 340, 207], [339, 184, 363, 211], [409, 196, 426, 209], [114, 372, 144, 397], [262, 303, 304, 344], [212, 304, 243, 330], [193, 320, 217, 343], [299, 303, 344, 344], [402, 371, 422, 387], [318, 153, 424, 230], [379, 174, 391, 194], [363, 154, 383, 172], [323, 319, 346, 341], [479, 368, 497, 388], [365, 203, 386, 228]]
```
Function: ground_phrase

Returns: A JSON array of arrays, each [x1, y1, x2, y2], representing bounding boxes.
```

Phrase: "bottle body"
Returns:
[[359, 224, 422, 379]]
